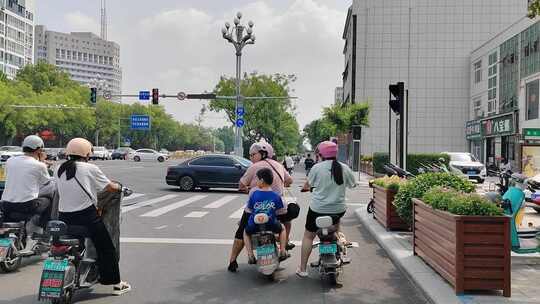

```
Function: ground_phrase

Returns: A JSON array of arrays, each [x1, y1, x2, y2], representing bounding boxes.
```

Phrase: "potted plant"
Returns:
[[371, 176, 409, 230], [412, 187, 510, 297]]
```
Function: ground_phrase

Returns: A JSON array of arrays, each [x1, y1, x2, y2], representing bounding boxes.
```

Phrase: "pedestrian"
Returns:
[[227, 141, 299, 272], [55, 138, 131, 295], [296, 141, 356, 278]]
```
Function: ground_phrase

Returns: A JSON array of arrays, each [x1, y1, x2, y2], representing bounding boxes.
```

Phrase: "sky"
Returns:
[[36, 0, 350, 129]]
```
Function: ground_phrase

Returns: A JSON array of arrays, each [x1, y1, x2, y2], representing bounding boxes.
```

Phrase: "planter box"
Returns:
[[412, 199, 511, 297], [372, 185, 409, 231]]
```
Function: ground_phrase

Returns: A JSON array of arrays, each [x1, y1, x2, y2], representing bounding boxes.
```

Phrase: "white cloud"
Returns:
[[113, 0, 346, 128], [64, 11, 99, 35]]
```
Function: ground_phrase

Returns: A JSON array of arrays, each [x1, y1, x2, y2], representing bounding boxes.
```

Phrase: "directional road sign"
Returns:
[[139, 91, 150, 100], [236, 118, 245, 128], [177, 92, 186, 101], [131, 115, 151, 130], [236, 107, 245, 116]]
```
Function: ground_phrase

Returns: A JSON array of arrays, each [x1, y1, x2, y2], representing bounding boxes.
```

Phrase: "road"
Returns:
[[0, 159, 427, 304]]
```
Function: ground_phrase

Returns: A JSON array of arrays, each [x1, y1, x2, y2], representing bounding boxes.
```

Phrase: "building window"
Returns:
[[474, 60, 482, 83], [473, 98, 482, 119], [526, 80, 539, 120]]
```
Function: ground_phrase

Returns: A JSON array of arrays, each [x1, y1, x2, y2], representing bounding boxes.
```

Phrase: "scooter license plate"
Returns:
[[43, 259, 69, 272], [0, 239, 11, 260], [319, 243, 337, 254], [256, 244, 275, 257], [467, 171, 476, 175]]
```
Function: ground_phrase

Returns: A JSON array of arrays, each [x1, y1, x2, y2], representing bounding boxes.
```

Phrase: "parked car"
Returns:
[[0, 146, 23, 162], [57, 148, 67, 160], [112, 147, 135, 160], [444, 152, 487, 183], [166, 154, 251, 191], [90, 146, 110, 160], [43, 148, 62, 161], [132, 149, 168, 162]]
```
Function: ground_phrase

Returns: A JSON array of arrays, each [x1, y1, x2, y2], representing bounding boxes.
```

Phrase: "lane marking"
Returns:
[[140, 195, 207, 217], [154, 225, 168, 230], [123, 193, 145, 201], [121, 194, 178, 213], [184, 211, 209, 218], [228, 207, 245, 219], [120, 237, 359, 247], [203, 195, 238, 209]]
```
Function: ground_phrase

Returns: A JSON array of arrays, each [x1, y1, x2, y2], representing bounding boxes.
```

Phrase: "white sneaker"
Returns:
[[112, 281, 131, 296], [19, 238, 37, 255]]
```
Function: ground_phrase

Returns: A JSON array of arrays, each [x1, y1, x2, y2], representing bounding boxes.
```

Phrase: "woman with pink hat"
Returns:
[[296, 141, 357, 278]]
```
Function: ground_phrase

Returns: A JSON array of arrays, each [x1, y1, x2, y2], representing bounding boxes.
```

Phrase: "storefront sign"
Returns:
[[524, 128, 540, 140], [466, 120, 481, 140], [482, 114, 514, 138]]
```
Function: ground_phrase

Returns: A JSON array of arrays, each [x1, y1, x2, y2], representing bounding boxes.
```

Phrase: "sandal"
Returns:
[[296, 267, 308, 278], [248, 256, 257, 265], [112, 281, 131, 296], [279, 252, 288, 262]]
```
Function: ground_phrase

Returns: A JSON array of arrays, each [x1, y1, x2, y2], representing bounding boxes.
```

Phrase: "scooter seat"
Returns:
[[57, 238, 80, 246], [5, 212, 32, 222], [1, 222, 24, 229]]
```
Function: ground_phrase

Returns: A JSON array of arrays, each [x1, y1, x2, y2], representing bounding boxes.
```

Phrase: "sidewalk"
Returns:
[[353, 172, 540, 304]]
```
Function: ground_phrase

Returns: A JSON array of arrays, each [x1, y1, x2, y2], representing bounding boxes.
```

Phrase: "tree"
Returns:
[[529, 0, 540, 18], [214, 126, 235, 153], [303, 118, 335, 149], [209, 73, 301, 157]]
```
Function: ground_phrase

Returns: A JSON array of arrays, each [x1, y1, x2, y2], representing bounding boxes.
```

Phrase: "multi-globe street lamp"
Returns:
[[221, 12, 255, 157]]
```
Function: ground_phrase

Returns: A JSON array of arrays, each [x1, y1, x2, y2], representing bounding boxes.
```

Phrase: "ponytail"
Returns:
[[57, 155, 85, 180], [323, 157, 343, 185]]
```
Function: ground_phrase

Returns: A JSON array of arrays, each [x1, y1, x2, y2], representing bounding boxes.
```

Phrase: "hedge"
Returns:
[[372, 152, 450, 175], [422, 187, 503, 216]]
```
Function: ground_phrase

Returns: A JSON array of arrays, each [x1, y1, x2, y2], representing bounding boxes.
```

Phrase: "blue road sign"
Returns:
[[236, 107, 245, 116], [139, 91, 150, 100], [131, 115, 151, 130], [123, 137, 131, 146], [236, 118, 245, 128]]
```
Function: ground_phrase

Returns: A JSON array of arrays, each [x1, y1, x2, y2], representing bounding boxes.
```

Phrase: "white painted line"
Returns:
[[228, 207, 245, 219], [120, 237, 359, 247], [203, 195, 238, 209], [140, 195, 207, 217], [123, 193, 145, 201], [121, 194, 178, 213], [154, 225, 168, 230], [346, 203, 365, 207], [184, 211, 209, 218]]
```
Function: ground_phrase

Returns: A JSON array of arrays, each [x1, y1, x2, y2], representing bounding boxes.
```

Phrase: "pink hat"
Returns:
[[317, 141, 338, 158]]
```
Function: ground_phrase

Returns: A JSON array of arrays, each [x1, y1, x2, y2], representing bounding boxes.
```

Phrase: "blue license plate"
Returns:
[[256, 244, 275, 257], [319, 243, 337, 254], [43, 259, 69, 272], [467, 171, 476, 175]]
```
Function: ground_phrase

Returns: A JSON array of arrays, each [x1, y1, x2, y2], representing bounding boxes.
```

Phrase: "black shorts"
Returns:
[[234, 211, 250, 240], [245, 221, 282, 235], [305, 208, 345, 233]]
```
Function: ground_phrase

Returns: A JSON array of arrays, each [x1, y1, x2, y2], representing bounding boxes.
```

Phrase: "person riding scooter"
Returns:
[[0, 135, 55, 254], [55, 138, 131, 295]]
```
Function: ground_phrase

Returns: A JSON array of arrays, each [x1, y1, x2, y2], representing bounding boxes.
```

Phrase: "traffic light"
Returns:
[[90, 87, 97, 104], [388, 82, 404, 115], [152, 88, 159, 105]]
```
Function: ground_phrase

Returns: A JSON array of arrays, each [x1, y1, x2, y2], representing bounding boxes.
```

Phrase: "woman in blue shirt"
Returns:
[[296, 141, 356, 278]]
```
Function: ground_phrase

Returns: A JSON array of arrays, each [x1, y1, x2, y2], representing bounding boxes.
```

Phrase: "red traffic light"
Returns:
[[152, 88, 159, 105]]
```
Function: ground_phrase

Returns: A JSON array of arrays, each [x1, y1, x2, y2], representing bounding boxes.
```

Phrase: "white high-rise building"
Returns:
[[343, 0, 527, 158], [0, 0, 35, 79], [34, 25, 122, 97]]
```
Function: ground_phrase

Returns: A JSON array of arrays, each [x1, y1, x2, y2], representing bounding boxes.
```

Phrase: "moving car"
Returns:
[[132, 149, 168, 162], [90, 146, 110, 160], [0, 146, 23, 162], [112, 147, 134, 160], [166, 154, 251, 191], [43, 148, 61, 161], [444, 152, 487, 183]]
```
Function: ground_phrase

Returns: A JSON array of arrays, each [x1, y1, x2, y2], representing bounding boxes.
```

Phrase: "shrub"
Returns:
[[372, 175, 407, 192], [373, 152, 389, 174], [421, 187, 503, 216], [393, 172, 475, 224], [361, 155, 373, 162]]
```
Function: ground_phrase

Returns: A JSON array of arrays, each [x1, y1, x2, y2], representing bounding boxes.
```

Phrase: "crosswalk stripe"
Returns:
[[123, 193, 145, 201], [121, 194, 178, 213], [140, 195, 207, 217], [229, 207, 245, 219], [203, 195, 238, 209], [184, 211, 209, 218]]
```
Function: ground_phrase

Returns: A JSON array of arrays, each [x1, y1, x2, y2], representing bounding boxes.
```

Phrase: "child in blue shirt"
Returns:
[[243, 168, 288, 264]]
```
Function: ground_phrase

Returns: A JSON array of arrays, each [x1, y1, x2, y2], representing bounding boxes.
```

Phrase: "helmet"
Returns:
[[249, 141, 274, 159], [66, 138, 93, 158], [317, 141, 338, 158], [22, 135, 44, 150]]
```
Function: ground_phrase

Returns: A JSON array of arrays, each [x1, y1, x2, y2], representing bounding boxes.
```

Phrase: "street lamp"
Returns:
[[222, 12, 255, 157]]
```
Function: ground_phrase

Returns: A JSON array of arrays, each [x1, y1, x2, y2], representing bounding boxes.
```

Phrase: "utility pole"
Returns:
[[222, 12, 255, 157], [100, 0, 107, 40]]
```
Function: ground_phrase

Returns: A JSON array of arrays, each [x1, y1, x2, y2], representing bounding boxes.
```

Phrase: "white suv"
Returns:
[[444, 152, 487, 183], [90, 146, 110, 160]]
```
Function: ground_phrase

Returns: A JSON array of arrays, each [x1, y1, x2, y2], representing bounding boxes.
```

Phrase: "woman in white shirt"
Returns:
[[55, 138, 131, 295]]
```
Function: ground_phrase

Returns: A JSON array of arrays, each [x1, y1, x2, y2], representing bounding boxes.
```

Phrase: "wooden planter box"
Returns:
[[412, 199, 511, 297], [372, 185, 409, 231]]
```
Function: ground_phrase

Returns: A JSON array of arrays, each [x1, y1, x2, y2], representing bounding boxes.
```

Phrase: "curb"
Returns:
[[354, 206, 462, 304]]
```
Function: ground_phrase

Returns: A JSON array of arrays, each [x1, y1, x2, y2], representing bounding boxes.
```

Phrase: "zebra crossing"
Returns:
[[121, 192, 257, 220]]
